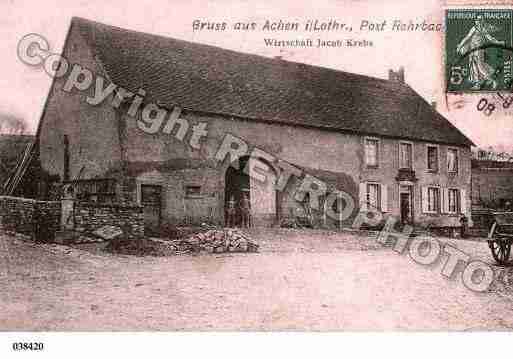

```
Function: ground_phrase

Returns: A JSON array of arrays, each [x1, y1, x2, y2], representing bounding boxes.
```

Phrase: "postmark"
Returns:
[[446, 9, 513, 92]]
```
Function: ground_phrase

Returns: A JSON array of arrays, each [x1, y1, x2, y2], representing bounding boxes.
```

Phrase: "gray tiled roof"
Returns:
[[73, 17, 474, 146]]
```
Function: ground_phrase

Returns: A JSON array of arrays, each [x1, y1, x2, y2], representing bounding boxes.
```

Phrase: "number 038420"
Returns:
[[12, 342, 44, 351]]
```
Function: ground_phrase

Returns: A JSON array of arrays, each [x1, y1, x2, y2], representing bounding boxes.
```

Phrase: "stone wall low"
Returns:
[[34, 200, 62, 240], [73, 202, 144, 239], [0, 196, 61, 240], [0, 196, 36, 235]]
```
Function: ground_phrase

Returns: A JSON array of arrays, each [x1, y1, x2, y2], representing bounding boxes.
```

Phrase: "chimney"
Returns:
[[388, 66, 405, 83]]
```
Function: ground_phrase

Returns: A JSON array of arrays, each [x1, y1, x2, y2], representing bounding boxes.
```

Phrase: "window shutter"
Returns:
[[421, 186, 429, 213], [460, 189, 467, 215], [441, 188, 449, 214], [380, 184, 388, 212], [359, 182, 367, 211]]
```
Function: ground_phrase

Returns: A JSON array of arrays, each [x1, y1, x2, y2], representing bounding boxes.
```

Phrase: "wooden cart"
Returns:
[[487, 212, 513, 265]]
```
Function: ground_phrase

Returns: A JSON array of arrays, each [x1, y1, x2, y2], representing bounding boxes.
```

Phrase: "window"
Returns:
[[366, 183, 381, 211], [399, 142, 413, 169], [427, 145, 439, 172], [365, 138, 379, 167], [185, 185, 202, 198], [427, 187, 440, 213], [360, 182, 388, 213], [448, 188, 460, 213], [447, 148, 458, 173]]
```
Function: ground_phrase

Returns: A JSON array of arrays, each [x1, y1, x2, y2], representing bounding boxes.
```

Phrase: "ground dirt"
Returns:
[[1, 228, 513, 331]]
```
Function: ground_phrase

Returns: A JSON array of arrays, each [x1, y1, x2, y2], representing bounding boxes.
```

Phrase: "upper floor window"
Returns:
[[427, 145, 439, 172], [399, 142, 413, 169], [447, 148, 459, 173], [365, 138, 379, 167]]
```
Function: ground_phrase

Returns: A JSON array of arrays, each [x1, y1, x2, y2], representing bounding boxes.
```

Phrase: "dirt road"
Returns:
[[1, 229, 512, 330]]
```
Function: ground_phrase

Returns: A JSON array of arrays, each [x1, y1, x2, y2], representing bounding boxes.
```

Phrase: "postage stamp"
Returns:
[[446, 8, 513, 92]]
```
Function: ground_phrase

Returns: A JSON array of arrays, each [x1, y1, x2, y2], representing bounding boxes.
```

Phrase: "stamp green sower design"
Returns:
[[446, 9, 513, 92]]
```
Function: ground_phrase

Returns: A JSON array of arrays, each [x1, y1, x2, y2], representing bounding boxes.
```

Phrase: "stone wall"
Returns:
[[0, 196, 61, 240], [0, 196, 36, 235], [0, 196, 144, 241], [34, 200, 62, 240], [73, 202, 144, 239]]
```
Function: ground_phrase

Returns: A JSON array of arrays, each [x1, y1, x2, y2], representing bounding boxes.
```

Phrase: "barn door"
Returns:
[[141, 184, 162, 231]]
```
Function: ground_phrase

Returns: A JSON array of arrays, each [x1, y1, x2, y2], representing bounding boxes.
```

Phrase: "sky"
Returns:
[[1, 0, 513, 150]]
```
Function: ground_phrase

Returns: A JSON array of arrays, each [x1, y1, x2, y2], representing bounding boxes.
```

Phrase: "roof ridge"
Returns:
[[71, 16, 409, 90]]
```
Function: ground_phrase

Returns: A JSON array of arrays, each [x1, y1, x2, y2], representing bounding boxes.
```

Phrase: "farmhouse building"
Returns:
[[27, 17, 474, 230]]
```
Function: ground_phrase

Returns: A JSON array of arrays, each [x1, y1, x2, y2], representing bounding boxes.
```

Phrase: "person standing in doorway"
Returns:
[[226, 195, 236, 227], [240, 191, 251, 228], [460, 214, 469, 238]]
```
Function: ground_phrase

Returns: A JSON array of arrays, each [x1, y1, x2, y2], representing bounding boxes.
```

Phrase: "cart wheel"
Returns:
[[488, 240, 512, 265]]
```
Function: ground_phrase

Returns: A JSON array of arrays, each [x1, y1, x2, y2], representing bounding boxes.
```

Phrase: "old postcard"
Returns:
[[1, 0, 513, 356]]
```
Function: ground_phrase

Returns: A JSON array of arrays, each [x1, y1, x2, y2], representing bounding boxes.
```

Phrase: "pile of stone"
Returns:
[[106, 228, 258, 257], [181, 229, 259, 253]]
